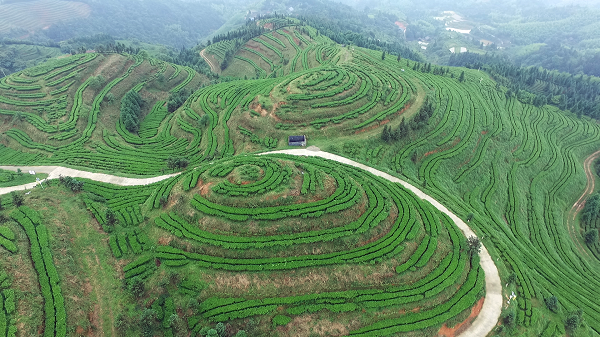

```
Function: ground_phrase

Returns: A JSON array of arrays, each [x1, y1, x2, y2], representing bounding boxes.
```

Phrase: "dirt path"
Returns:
[[567, 149, 600, 256], [0, 166, 179, 195], [261, 148, 503, 337], [200, 49, 219, 74]]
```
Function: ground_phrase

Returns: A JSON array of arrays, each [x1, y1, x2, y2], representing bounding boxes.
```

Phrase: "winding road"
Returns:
[[0, 150, 503, 337], [567, 149, 600, 257], [0, 165, 179, 195], [200, 48, 219, 74]]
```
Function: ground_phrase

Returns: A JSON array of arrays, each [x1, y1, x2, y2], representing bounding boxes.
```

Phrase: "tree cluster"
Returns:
[[58, 175, 84, 192], [120, 90, 143, 133], [166, 157, 189, 170], [381, 97, 434, 143], [167, 88, 191, 113]]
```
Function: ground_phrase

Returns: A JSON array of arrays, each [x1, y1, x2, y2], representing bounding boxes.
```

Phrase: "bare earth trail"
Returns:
[[0, 165, 179, 195], [0, 150, 503, 337], [567, 149, 600, 257], [200, 48, 220, 74]]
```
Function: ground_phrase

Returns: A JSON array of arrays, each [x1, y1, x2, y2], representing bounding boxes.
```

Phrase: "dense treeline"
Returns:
[[514, 41, 600, 78], [449, 52, 600, 119]]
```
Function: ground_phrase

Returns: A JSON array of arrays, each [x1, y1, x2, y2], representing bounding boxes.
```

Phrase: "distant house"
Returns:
[[288, 135, 307, 146]]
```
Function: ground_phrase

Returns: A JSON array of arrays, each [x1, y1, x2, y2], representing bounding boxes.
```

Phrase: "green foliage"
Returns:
[[120, 90, 143, 133], [167, 88, 191, 113], [565, 310, 583, 331], [10, 192, 23, 207], [467, 236, 481, 256], [273, 315, 292, 327], [545, 296, 559, 313], [585, 229, 598, 245]]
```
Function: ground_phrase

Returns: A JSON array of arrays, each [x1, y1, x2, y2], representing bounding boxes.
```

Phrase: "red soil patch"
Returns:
[[437, 297, 484, 337], [264, 23, 274, 30], [199, 182, 214, 196], [511, 144, 519, 153], [395, 21, 408, 31], [481, 130, 488, 135], [422, 137, 461, 160]]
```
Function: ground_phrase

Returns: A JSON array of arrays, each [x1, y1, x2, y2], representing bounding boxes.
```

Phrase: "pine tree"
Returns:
[[459, 71, 466, 82], [381, 51, 386, 60], [397, 54, 401, 62], [381, 125, 390, 142]]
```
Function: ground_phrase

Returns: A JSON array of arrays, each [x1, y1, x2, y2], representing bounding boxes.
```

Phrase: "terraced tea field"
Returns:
[[0, 22, 599, 337]]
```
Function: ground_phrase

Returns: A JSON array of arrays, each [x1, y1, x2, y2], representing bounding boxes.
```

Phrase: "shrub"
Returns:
[[545, 296, 559, 312], [272, 315, 292, 327], [10, 192, 24, 207], [503, 311, 516, 326], [467, 236, 481, 256], [127, 276, 145, 298], [585, 229, 598, 245], [566, 310, 583, 331]]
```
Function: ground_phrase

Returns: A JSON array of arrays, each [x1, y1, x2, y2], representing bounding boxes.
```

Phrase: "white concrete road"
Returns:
[[0, 165, 179, 195]]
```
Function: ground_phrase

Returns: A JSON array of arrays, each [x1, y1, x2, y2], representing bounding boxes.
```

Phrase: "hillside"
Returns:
[[0, 23, 600, 337]]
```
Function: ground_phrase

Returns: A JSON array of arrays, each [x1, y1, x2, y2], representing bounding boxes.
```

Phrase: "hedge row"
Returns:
[[10, 207, 66, 337]]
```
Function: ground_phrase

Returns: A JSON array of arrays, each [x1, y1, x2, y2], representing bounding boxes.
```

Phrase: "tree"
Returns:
[[381, 51, 386, 60], [216, 322, 225, 337], [127, 276, 145, 298], [459, 71, 466, 82], [545, 295, 559, 312], [105, 93, 115, 104], [397, 54, 401, 62], [381, 125, 391, 142], [167, 88, 191, 113], [392, 117, 407, 141], [106, 209, 117, 226], [466, 213, 474, 222], [88, 75, 105, 90], [199, 114, 210, 127], [411, 151, 418, 163], [11, 192, 24, 207], [585, 229, 598, 245], [566, 310, 583, 331], [503, 311, 515, 326], [166, 157, 189, 170], [467, 236, 481, 256], [234, 331, 248, 337], [120, 90, 143, 132]]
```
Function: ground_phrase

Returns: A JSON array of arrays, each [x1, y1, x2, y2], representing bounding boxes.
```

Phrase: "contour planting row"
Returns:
[[10, 207, 66, 337]]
